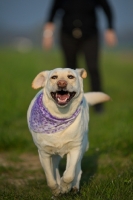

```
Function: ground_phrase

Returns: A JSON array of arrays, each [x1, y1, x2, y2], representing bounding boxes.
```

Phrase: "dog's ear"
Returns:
[[32, 71, 49, 89], [76, 68, 87, 79]]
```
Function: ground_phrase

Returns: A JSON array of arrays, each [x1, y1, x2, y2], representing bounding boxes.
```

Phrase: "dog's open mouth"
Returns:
[[51, 91, 76, 106]]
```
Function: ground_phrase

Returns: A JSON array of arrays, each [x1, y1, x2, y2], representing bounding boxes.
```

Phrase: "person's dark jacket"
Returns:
[[47, 0, 114, 38]]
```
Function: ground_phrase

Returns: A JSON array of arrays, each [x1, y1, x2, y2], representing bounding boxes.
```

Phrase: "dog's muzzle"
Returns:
[[51, 80, 76, 106]]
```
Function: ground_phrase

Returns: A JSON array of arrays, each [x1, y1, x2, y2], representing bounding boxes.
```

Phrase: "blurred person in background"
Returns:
[[42, 0, 117, 113]]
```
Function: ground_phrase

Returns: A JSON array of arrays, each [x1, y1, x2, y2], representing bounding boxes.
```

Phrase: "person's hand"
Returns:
[[42, 23, 55, 50], [104, 29, 117, 47], [42, 36, 53, 50]]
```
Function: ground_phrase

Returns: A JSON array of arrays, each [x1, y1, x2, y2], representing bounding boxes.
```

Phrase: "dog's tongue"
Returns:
[[56, 94, 69, 100], [56, 93, 70, 103]]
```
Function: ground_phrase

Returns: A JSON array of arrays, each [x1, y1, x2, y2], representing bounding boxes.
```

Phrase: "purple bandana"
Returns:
[[29, 92, 82, 134]]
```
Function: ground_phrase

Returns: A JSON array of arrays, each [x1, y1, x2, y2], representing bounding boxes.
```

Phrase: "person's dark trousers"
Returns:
[[60, 32, 104, 113]]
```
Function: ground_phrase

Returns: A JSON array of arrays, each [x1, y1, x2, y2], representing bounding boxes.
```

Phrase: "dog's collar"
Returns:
[[29, 92, 82, 134]]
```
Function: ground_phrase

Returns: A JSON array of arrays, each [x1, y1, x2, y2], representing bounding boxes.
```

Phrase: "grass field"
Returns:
[[0, 47, 133, 200]]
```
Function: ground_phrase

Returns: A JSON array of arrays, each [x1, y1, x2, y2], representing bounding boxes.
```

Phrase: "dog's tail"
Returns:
[[84, 92, 111, 106]]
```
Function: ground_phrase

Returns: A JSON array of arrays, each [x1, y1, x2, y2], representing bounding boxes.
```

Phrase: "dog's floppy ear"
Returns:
[[76, 68, 87, 79], [32, 71, 49, 89]]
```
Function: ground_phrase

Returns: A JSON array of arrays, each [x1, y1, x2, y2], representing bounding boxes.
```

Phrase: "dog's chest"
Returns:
[[35, 112, 88, 157], [44, 142, 75, 157], [28, 92, 89, 157]]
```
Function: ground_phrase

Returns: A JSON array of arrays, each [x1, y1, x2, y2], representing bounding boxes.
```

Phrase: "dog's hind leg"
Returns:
[[52, 155, 61, 186]]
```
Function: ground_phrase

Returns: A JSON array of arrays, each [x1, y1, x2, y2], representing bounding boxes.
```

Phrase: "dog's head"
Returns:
[[32, 68, 87, 107]]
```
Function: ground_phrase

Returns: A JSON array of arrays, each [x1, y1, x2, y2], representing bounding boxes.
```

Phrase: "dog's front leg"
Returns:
[[60, 148, 81, 194], [38, 151, 60, 196]]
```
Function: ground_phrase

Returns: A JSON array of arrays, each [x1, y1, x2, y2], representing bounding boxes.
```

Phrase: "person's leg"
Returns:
[[82, 34, 102, 91], [60, 32, 79, 69], [82, 35, 104, 113]]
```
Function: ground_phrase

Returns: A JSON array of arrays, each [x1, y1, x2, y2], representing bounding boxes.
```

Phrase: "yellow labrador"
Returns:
[[27, 68, 110, 196]]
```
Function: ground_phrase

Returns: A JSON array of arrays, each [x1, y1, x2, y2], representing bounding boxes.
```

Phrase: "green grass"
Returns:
[[0, 47, 133, 199]]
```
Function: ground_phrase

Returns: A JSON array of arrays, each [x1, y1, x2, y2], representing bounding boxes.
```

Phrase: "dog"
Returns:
[[27, 68, 110, 196]]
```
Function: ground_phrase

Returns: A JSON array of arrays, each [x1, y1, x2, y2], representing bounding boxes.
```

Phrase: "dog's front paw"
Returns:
[[51, 184, 60, 196], [60, 178, 72, 194]]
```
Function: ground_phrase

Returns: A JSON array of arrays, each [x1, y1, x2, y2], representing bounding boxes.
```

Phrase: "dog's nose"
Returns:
[[57, 80, 67, 88]]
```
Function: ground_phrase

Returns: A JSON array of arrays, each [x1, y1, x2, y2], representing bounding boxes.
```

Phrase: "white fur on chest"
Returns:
[[28, 96, 89, 157]]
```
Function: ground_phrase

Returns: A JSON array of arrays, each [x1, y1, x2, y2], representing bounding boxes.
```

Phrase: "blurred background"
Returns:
[[0, 1, 133, 199], [0, 0, 133, 50]]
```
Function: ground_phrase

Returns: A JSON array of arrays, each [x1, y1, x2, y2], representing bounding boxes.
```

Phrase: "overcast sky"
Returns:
[[0, 0, 133, 34]]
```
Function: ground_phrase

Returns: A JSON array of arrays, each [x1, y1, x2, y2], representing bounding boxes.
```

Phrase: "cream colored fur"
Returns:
[[27, 68, 110, 196]]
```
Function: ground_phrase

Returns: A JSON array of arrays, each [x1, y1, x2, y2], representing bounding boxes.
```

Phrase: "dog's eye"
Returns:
[[68, 75, 75, 79], [51, 75, 58, 79]]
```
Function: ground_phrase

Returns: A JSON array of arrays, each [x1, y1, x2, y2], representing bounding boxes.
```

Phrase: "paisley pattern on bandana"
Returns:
[[29, 92, 82, 134]]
